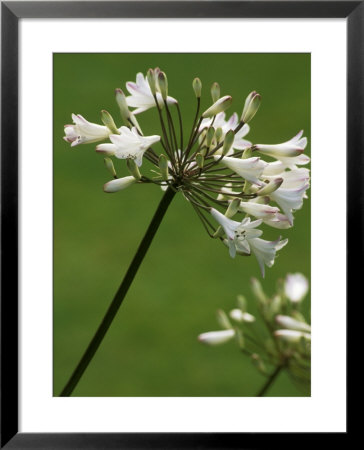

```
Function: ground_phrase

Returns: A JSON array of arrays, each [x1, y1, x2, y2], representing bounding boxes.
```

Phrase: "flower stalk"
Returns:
[[60, 187, 176, 396]]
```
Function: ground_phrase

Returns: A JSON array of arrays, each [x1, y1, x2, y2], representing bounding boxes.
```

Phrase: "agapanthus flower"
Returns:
[[198, 274, 311, 395], [126, 71, 177, 114], [63, 68, 310, 277]]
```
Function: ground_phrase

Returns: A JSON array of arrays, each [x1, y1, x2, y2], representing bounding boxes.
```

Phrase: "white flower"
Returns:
[[199, 112, 251, 152], [97, 127, 160, 167], [210, 209, 287, 276], [238, 200, 279, 220], [255, 130, 307, 162], [269, 183, 310, 225], [198, 329, 235, 345], [126, 72, 177, 115], [262, 213, 292, 229], [103, 176, 136, 193], [284, 273, 309, 303], [64, 114, 112, 147], [275, 315, 311, 332], [215, 156, 267, 185], [264, 167, 310, 189], [229, 309, 256, 323]]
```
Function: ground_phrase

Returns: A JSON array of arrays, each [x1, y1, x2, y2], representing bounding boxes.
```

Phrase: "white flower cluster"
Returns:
[[64, 68, 309, 276], [198, 273, 311, 394]]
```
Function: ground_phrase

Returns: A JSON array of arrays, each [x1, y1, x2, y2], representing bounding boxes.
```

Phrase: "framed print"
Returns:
[[1, 1, 356, 447]]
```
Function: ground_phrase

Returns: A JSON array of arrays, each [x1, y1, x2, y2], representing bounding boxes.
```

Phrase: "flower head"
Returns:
[[64, 69, 309, 277]]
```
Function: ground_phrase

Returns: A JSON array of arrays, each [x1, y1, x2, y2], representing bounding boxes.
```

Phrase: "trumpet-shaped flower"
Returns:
[[215, 156, 267, 185], [255, 130, 307, 162], [284, 273, 309, 303], [126, 72, 177, 115], [275, 315, 311, 332], [199, 112, 251, 151], [211, 208, 287, 276], [269, 183, 309, 225], [262, 212, 292, 229], [264, 167, 310, 189], [97, 127, 160, 167], [64, 114, 113, 147], [238, 200, 279, 220]]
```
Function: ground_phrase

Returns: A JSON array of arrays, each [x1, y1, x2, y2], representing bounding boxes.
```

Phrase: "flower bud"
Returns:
[[198, 329, 235, 345], [237, 294, 247, 312], [222, 129, 234, 155], [115, 88, 130, 122], [216, 309, 232, 329], [225, 198, 240, 218], [147, 68, 157, 96], [251, 277, 268, 305], [101, 110, 120, 134], [158, 154, 169, 180], [251, 353, 267, 374], [192, 77, 202, 98], [158, 71, 168, 100], [241, 91, 261, 123], [202, 95, 232, 118], [256, 178, 283, 196], [274, 329, 311, 343], [242, 147, 252, 159], [104, 157, 117, 178], [126, 159, 141, 180], [206, 126, 215, 147], [196, 152, 204, 169], [275, 315, 311, 333], [103, 176, 136, 193], [215, 127, 223, 144], [211, 82, 220, 103], [229, 309, 255, 323]]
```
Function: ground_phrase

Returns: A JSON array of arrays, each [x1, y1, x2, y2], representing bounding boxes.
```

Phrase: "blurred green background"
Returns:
[[54, 53, 310, 396]]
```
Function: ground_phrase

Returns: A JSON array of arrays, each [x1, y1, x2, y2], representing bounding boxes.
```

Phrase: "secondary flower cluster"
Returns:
[[198, 273, 311, 394], [64, 68, 310, 276]]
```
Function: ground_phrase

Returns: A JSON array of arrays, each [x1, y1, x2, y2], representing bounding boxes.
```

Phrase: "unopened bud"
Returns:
[[241, 91, 261, 123], [158, 154, 169, 180], [256, 178, 283, 196], [147, 68, 157, 95], [198, 329, 235, 346], [275, 315, 311, 333], [202, 95, 232, 118], [101, 110, 119, 134], [126, 159, 141, 180], [115, 88, 130, 124], [216, 309, 232, 330], [237, 294, 247, 312], [211, 82, 220, 103], [274, 329, 311, 343], [215, 127, 223, 143], [225, 198, 240, 218], [242, 147, 252, 159], [192, 77, 202, 98], [158, 71, 168, 100], [222, 129, 234, 155], [196, 153, 204, 169], [104, 157, 117, 178], [103, 176, 136, 193], [206, 126, 215, 147], [251, 353, 267, 374], [251, 277, 268, 305]]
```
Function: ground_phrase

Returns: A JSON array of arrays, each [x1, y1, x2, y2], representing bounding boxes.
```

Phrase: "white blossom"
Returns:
[[198, 329, 235, 345], [215, 156, 267, 185], [284, 273, 309, 303], [103, 176, 136, 193], [126, 72, 177, 115], [255, 130, 307, 162], [64, 114, 113, 146]]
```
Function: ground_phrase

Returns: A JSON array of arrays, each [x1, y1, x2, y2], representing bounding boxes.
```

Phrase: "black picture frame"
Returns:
[[1, 1, 355, 448]]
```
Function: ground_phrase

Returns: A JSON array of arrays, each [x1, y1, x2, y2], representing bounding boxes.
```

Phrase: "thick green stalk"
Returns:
[[60, 187, 176, 396]]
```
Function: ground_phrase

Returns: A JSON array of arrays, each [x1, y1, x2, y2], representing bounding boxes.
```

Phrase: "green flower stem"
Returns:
[[60, 187, 176, 396], [256, 365, 283, 397]]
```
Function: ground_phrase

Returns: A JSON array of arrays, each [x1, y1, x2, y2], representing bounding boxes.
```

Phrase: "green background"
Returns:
[[54, 53, 310, 396]]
